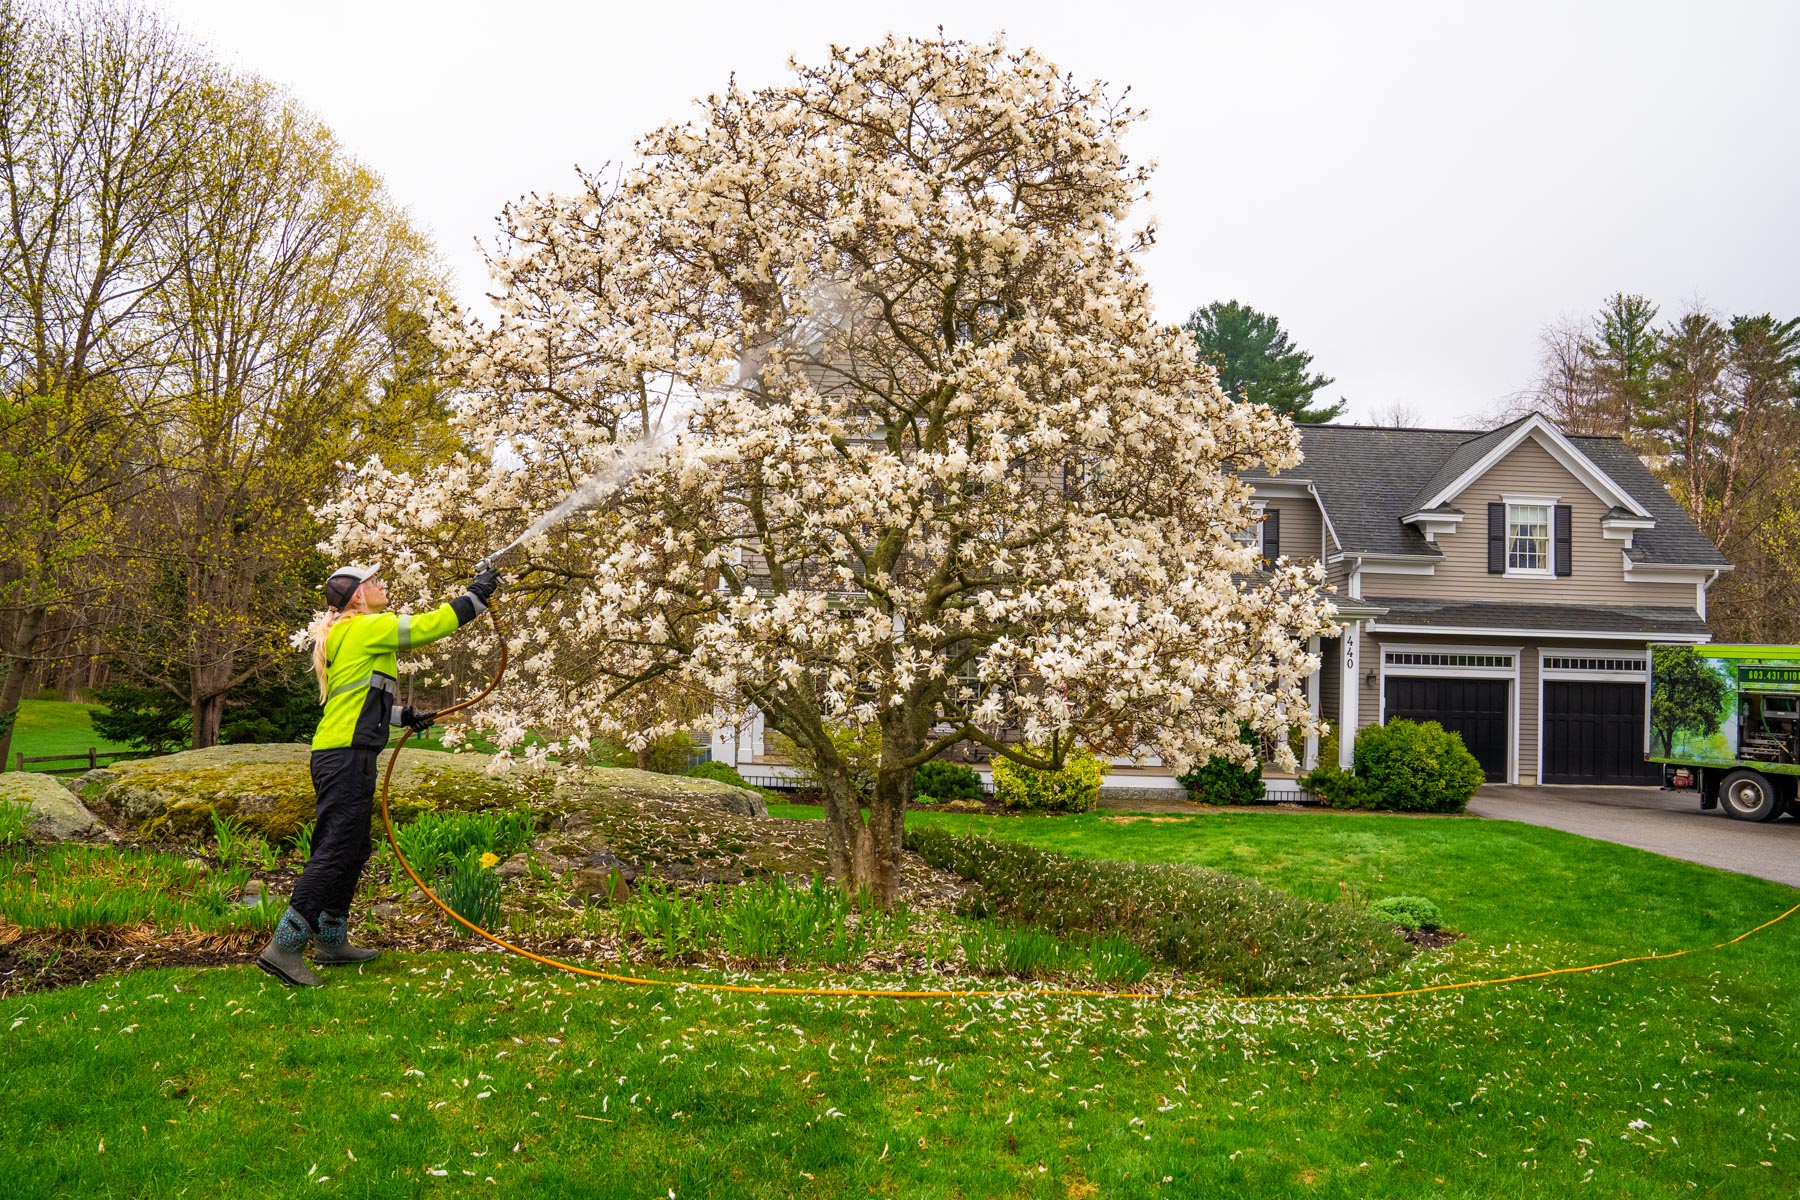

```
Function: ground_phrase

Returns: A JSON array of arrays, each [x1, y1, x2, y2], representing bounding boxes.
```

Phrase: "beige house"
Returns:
[[1252, 412, 1728, 786], [713, 410, 1730, 792]]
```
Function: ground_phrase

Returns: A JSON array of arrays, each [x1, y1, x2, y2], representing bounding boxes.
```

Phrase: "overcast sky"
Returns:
[[156, 0, 1800, 427]]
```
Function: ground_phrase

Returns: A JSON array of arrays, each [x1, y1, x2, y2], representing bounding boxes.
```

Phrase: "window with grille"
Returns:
[[1542, 656, 1646, 674], [1507, 503, 1551, 573], [1384, 652, 1513, 669]]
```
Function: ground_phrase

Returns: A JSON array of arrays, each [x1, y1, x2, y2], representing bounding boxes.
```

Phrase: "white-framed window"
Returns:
[[1233, 503, 1265, 554], [1506, 501, 1553, 576]]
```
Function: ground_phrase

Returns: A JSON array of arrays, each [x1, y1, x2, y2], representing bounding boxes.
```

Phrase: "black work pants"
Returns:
[[289, 747, 380, 929]]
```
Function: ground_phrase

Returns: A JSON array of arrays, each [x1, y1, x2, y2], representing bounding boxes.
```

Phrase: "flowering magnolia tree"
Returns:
[[320, 35, 1337, 903]]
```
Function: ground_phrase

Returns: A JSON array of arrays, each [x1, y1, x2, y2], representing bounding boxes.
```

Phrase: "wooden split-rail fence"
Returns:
[[13, 747, 120, 775]]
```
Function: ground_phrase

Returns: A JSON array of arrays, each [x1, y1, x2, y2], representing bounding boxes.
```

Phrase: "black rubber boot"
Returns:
[[257, 907, 323, 988], [313, 911, 380, 965]]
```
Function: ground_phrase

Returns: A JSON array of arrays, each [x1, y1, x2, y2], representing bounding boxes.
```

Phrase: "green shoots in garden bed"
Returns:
[[391, 808, 534, 876], [0, 800, 32, 848], [1, 845, 281, 935], [620, 874, 911, 967], [442, 849, 503, 934], [209, 810, 277, 871]]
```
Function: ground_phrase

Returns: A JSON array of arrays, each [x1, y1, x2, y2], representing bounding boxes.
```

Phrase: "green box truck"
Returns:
[[1648, 643, 1800, 821]]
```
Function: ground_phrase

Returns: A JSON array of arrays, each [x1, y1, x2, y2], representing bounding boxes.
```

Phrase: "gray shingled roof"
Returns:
[[1368, 596, 1711, 637], [1404, 415, 1530, 514], [1255, 421, 1728, 567], [1573, 436, 1729, 566]]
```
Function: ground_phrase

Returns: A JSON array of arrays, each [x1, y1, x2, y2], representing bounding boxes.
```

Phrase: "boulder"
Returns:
[[569, 867, 632, 905], [77, 743, 577, 841], [0, 771, 108, 842], [71, 767, 119, 792], [77, 743, 772, 843]]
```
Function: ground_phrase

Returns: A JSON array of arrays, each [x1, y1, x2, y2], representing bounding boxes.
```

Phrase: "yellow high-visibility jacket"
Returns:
[[312, 594, 483, 751]]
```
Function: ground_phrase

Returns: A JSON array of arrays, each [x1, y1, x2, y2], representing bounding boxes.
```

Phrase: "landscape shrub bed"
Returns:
[[904, 828, 1411, 994], [959, 925, 1153, 984], [389, 808, 535, 875], [0, 800, 32, 847]]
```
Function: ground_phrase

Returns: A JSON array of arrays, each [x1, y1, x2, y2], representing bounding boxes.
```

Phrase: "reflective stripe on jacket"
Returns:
[[311, 594, 484, 750]]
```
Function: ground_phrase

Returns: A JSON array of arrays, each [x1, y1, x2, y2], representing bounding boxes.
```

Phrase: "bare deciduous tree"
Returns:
[[0, 0, 200, 762]]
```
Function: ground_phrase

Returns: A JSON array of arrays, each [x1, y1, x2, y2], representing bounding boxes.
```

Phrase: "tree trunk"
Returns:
[[0, 605, 48, 770], [817, 751, 913, 908], [863, 762, 911, 907], [820, 771, 870, 895], [189, 652, 233, 749]]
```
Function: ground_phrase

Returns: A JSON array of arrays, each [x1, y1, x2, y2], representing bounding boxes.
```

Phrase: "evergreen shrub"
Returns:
[[1177, 753, 1263, 805], [992, 746, 1103, 814], [1368, 895, 1443, 931], [685, 760, 751, 789], [912, 759, 984, 804], [1304, 721, 1484, 813], [1177, 725, 1263, 805]]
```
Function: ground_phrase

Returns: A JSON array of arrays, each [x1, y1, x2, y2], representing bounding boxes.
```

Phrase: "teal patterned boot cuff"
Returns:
[[316, 912, 348, 947], [274, 907, 314, 953]]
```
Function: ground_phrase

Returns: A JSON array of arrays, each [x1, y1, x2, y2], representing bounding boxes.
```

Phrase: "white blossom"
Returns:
[[318, 34, 1337, 897]]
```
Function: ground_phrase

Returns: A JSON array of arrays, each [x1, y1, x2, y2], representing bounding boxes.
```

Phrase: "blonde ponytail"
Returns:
[[305, 588, 377, 701], [306, 610, 342, 702]]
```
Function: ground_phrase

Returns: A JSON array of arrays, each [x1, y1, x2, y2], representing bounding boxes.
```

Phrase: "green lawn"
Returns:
[[6, 698, 135, 770], [5, 807, 1799, 1197]]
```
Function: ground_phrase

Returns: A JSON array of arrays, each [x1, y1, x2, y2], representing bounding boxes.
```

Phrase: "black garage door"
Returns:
[[1384, 676, 1510, 782], [1542, 681, 1659, 785]]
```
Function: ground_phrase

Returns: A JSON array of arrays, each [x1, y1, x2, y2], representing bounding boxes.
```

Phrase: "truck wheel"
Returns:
[[1719, 770, 1784, 822]]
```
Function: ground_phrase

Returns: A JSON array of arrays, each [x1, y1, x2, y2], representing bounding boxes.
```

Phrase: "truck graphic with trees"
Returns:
[[1649, 644, 1800, 821]]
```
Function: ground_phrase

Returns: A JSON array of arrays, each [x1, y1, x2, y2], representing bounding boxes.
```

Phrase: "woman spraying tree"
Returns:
[[258, 563, 501, 988]]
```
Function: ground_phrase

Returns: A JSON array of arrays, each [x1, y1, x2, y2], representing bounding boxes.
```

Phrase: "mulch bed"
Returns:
[[1404, 927, 1463, 950], [0, 930, 260, 996]]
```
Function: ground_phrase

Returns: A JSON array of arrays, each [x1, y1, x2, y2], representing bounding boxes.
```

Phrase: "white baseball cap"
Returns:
[[324, 562, 383, 609]]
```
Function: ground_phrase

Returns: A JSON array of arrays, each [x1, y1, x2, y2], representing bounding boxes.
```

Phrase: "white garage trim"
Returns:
[[1535, 647, 1651, 786], [1378, 643, 1522, 785]]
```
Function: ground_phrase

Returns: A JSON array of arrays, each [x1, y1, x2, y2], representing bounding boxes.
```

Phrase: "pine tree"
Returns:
[[1183, 300, 1344, 423], [1583, 292, 1660, 433]]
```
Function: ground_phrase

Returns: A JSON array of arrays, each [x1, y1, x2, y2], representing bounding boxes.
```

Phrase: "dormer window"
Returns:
[[1506, 503, 1552, 575]]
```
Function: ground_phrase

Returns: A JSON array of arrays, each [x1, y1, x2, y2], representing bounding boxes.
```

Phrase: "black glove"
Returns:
[[467, 566, 502, 604], [399, 707, 437, 733]]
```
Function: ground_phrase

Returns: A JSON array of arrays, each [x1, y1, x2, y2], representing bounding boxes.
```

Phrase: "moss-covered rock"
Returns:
[[0, 772, 108, 842], [77, 744, 769, 847]]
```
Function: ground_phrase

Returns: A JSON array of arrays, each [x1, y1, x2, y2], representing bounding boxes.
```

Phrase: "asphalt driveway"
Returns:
[[1471, 785, 1800, 888]]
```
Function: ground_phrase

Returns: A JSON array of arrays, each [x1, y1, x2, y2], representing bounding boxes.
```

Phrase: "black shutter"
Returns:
[[1554, 504, 1573, 576], [1487, 503, 1506, 574], [1262, 508, 1280, 566]]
